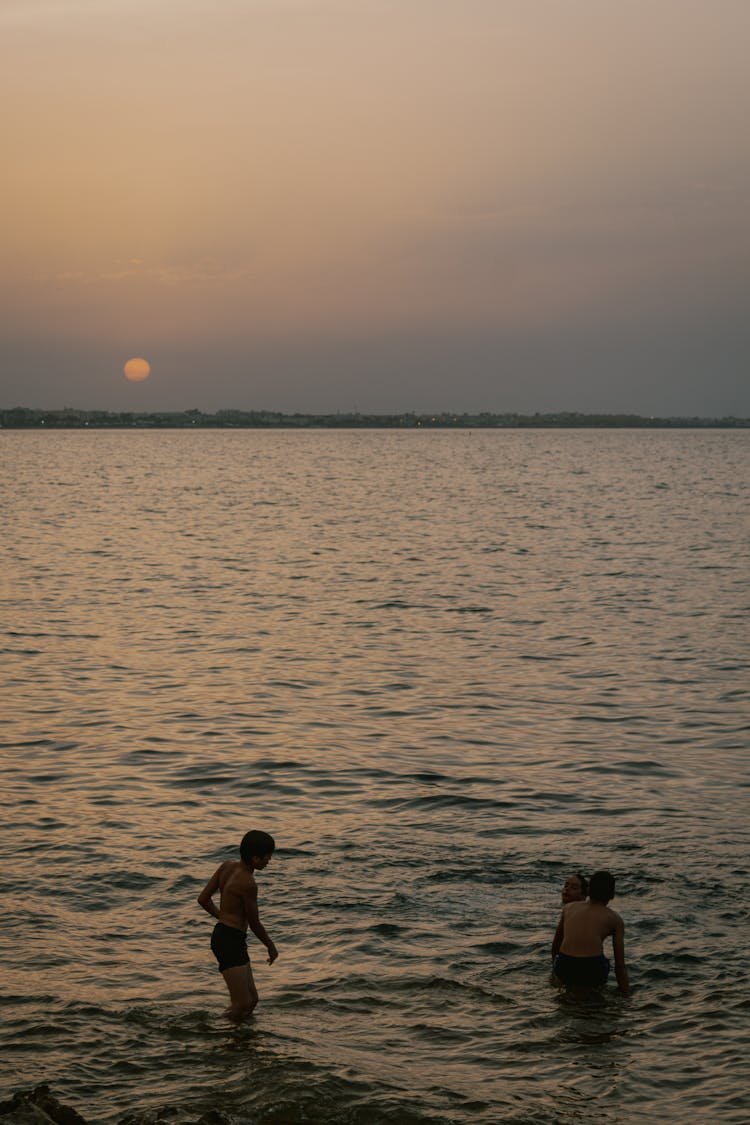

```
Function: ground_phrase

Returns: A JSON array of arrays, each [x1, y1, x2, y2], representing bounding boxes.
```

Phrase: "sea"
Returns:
[[1, 428, 749, 1125]]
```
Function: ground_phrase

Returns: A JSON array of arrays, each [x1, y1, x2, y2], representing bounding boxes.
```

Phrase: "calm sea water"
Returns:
[[1, 429, 749, 1124]]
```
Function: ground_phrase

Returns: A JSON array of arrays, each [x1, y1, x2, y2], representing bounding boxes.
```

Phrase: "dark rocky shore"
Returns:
[[0, 1087, 236, 1125], [0, 1089, 87, 1125]]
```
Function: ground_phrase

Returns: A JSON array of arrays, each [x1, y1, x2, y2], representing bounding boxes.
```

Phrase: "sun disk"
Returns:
[[124, 357, 151, 382]]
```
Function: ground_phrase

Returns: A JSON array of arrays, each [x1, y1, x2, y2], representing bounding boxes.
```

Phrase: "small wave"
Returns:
[[581, 758, 681, 777], [444, 606, 493, 614], [0, 738, 56, 749], [369, 600, 427, 610], [367, 793, 514, 813], [248, 758, 305, 770], [472, 940, 523, 957], [390, 974, 509, 1006]]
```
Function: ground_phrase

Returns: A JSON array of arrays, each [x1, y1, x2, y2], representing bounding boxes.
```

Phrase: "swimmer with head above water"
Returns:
[[197, 830, 278, 1020], [560, 872, 588, 906], [551, 872, 588, 958], [551, 870, 630, 996]]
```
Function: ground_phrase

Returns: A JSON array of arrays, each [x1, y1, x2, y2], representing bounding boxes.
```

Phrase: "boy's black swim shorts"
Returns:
[[553, 952, 610, 987], [211, 922, 250, 972]]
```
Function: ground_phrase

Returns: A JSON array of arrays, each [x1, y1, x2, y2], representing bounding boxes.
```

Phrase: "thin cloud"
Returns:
[[33, 258, 252, 285]]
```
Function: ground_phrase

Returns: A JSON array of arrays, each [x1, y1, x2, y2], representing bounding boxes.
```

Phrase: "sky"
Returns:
[[2, 0, 749, 415]]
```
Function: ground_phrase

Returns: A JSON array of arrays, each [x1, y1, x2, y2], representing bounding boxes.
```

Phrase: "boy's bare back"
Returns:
[[551, 869, 629, 995], [215, 861, 257, 929], [559, 900, 623, 957]]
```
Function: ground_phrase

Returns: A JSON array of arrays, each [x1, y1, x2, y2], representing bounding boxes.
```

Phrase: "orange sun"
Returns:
[[124, 357, 151, 382]]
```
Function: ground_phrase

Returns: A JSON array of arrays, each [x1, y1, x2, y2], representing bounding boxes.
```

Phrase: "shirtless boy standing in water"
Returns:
[[551, 870, 630, 996], [198, 830, 278, 1019]]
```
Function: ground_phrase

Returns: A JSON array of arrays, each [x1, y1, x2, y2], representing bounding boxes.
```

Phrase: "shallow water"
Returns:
[[1, 428, 749, 1123]]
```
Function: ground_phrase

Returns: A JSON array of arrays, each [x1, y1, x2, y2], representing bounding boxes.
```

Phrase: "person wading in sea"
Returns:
[[197, 830, 278, 1019], [551, 870, 630, 995]]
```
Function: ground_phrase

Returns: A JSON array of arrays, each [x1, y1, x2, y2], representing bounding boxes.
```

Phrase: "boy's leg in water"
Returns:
[[221, 962, 259, 1019]]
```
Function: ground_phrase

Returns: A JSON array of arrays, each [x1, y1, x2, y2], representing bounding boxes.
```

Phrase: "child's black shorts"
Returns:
[[211, 922, 250, 972], [553, 952, 610, 987]]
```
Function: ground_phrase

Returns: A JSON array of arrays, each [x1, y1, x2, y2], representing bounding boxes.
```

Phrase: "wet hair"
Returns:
[[589, 870, 615, 903], [240, 830, 275, 863], [573, 872, 589, 898]]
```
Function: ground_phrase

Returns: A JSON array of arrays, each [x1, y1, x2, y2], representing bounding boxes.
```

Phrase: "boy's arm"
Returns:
[[245, 882, 278, 964], [612, 914, 629, 996], [551, 912, 565, 959], [197, 865, 223, 919]]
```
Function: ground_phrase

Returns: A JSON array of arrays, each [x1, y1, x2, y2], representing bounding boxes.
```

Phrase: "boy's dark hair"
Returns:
[[589, 870, 615, 903], [575, 872, 589, 898], [240, 830, 275, 863]]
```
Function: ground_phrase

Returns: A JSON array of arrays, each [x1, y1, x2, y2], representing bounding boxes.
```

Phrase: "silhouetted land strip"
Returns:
[[1, 407, 748, 429]]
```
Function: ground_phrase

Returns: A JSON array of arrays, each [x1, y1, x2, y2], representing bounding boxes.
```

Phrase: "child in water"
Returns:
[[551, 870, 630, 995], [551, 872, 588, 958], [560, 872, 588, 905], [198, 830, 278, 1019]]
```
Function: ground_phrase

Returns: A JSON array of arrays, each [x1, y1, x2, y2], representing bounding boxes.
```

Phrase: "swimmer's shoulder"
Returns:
[[218, 860, 244, 888], [608, 905, 625, 928], [595, 903, 623, 934], [224, 861, 256, 892]]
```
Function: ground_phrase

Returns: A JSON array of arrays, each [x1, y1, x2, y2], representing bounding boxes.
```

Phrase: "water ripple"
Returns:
[[1, 429, 749, 1124]]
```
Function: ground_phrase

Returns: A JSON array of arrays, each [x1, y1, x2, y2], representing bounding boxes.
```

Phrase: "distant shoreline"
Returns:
[[1, 408, 748, 429]]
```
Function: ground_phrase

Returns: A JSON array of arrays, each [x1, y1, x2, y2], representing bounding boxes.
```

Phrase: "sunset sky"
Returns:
[[2, 0, 749, 414]]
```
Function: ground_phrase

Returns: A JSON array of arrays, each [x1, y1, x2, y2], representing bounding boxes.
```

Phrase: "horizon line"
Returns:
[[2, 406, 748, 429]]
